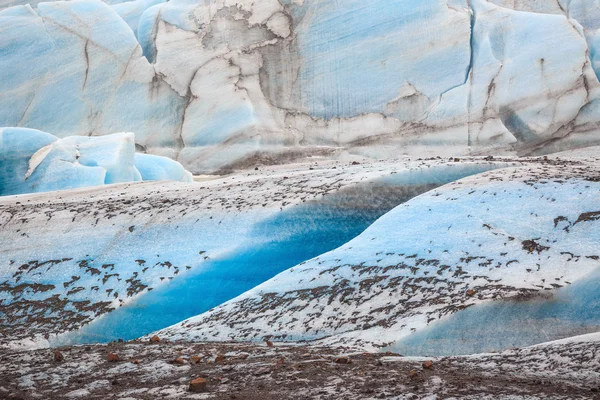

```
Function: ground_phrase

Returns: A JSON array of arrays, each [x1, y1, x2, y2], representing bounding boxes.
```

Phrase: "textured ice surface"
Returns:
[[153, 151, 600, 353], [0, 128, 191, 196], [391, 269, 600, 356], [0, 158, 511, 348], [111, 0, 165, 38], [57, 179, 448, 343], [1, 0, 600, 172]]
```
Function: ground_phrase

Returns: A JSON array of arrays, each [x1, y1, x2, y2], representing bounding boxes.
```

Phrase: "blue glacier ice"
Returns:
[[0, 128, 192, 196], [135, 153, 192, 183], [0, 127, 58, 196], [111, 0, 165, 39]]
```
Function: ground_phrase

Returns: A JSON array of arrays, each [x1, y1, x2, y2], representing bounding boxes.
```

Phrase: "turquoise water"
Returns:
[[60, 181, 439, 344], [389, 270, 600, 356]]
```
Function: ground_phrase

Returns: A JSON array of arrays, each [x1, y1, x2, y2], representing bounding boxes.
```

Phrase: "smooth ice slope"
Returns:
[[154, 152, 600, 352], [0, 128, 191, 196], [1, 0, 600, 171], [135, 153, 192, 183]]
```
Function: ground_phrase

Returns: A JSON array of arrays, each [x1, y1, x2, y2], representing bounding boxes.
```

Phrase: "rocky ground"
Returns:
[[1, 336, 599, 399]]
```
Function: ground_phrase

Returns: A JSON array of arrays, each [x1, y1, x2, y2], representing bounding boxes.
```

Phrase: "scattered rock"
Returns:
[[191, 355, 201, 364], [54, 350, 64, 362], [422, 360, 434, 369], [265, 340, 274, 347], [189, 377, 208, 393], [333, 355, 351, 364], [150, 335, 161, 343], [133, 359, 140, 365], [107, 352, 120, 362], [215, 354, 226, 363], [409, 370, 419, 379], [466, 289, 477, 297], [254, 367, 271, 376], [173, 357, 186, 365]]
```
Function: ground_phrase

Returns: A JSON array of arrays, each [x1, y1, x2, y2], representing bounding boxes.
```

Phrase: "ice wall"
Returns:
[[1, 0, 600, 172]]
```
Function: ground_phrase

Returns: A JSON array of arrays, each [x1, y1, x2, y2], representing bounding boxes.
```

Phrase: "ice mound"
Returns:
[[135, 153, 192, 183], [0, 128, 192, 196]]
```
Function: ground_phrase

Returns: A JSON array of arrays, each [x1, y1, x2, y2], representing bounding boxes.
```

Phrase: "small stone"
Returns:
[[133, 359, 140, 365], [189, 377, 208, 393], [111, 379, 119, 386], [422, 360, 433, 369], [215, 354, 226, 363], [173, 357, 186, 365], [466, 289, 477, 297], [254, 367, 271, 376], [54, 350, 64, 362], [265, 340, 274, 347], [409, 369, 419, 378], [191, 355, 201, 364], [333, 355, 351, 364], [150, 335, 161, 343], [107, 352, 120, 362]]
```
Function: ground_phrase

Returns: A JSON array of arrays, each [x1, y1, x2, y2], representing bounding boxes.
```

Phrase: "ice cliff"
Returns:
[[1, 0, 600, 172], [0, 128, 192, 196]]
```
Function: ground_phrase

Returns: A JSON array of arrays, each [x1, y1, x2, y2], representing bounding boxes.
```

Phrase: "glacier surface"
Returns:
[[1, 0, 600, 172], [0, 158, 511, 347], [153, 151, 600, 353]]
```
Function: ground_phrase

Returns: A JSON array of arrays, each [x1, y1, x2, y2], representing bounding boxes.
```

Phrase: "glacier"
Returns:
[[0, 128, 192, 196], [1, 0, 600, 172], [152, 151, 600, 354], [2, 0, 600, 396]]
